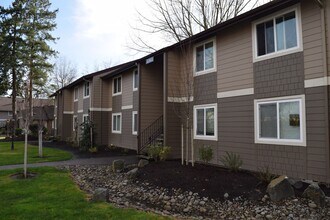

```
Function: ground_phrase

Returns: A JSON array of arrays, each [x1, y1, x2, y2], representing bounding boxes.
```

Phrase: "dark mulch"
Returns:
[[10, 172, 38, 179], [136, 160, 267, 201], [30, 141, 136, 159]]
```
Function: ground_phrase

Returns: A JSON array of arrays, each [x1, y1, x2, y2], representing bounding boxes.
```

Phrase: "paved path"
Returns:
[[0, 155, 138, 170]]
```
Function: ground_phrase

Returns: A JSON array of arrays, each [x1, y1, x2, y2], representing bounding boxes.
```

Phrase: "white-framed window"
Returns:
[[84, 82, 90, 98], [133, 69, 139, 91], [252, 5, 302, 62], [83, 114, 89, 123], [74, 87, 79, 101], [254, 95, 306, 146], [112, 112, 122, 134], [193, 103, 217, 141], [132, 111, 138, 135], [73, 115, 78, 131], [113, 76, 122, 96], [8, 111, 13, 116], [194, 38, 217, 76]]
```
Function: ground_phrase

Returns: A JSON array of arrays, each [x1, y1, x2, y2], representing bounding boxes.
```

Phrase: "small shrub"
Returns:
[[15, 128, 23, 136], [89, 146, 98, 153], [79, 119, 95, 152], [147, 145, 171, 162], [198, 145, 213, 163], [29, 124, 39, 137], [257, 166, 278, 185], [220, 151, 243, 172]]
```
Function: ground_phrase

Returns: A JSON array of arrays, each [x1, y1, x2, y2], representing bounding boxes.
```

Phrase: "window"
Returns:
[[133, 69, 139, 91], [112, 113, 122, 133], [113, 76, 122, 96], [255, 95, 306, 146], [8, 111, 13, 116], [253, 7, 302, 61], [194, 38, 216, 76], [83, 114, 89, 123], [73, 115, 78, 131], [132, 111, 138, 135], [74, 87, 79, 101], [194, 104, 217, 140], [84, 82, 90, 98]]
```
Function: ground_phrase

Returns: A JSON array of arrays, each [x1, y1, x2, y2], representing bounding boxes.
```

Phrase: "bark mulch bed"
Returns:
[[136, 160, 267, 201]]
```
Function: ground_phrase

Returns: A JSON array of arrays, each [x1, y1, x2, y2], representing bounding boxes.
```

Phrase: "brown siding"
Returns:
[[217, 23, 253, 92], [122, 70, 134, 106], [92, 111, 109, 146], [140, 55, 163, 131], [63, 90, 73, 111], [194, 72, 217, 105], [302, 0, 326, 79], [254, 53, 304, 99]]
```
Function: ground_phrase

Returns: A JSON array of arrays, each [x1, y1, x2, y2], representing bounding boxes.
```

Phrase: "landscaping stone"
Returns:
[[267, 175, 295, 202], [112, 159, 125, 172], [138, 159, 149, 168], [67, 165, 330, 220], [126, 168, 138, 178], [302, 184, 326, 207], [288, 178, 304, 189], [92, 188, 108, 202]]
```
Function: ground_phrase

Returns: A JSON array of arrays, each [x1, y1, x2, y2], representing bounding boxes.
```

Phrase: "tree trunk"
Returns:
[[24, 129, 28, 178], [38, 128, 43, 157], [11, 68, 16, 151], [181, 123, 184, 165]]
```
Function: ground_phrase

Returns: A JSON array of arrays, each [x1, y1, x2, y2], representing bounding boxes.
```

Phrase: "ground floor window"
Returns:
[[193, 103, 217, 140], [112, 113, 122, 134], [132, 111, 138, 135], [255, 95, 306, 146], [73, 116, 77, 131], [83, 114, 89, 123]]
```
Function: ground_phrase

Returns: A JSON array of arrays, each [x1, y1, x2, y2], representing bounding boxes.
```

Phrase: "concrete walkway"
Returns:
[[0, 155, 138, 170]]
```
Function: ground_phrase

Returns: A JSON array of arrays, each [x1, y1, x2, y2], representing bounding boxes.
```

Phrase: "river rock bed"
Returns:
[[66, 165, 330, 219]]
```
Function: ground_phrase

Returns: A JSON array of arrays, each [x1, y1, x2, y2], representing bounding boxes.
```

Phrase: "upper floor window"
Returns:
[[113, 76, 122, 96], [253, 7, 302, 61], [193, 104, 217, 141], [254, 95, 306, 146], [133, 69, 139, 91], [74, 87, 78, 101], [194, 39, 216, 76], [84, 82, 90, 98]]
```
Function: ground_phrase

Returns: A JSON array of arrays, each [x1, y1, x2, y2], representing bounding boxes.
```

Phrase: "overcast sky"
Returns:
[[1, 0, 269, 77]]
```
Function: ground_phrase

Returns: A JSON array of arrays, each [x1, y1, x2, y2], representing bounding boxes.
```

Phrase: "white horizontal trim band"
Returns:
[[77, 110, 83, 113], [122, 105, 133, 110], [90, 107, 112, 112], [217, 88, 254, 99], [304, 76, 330, 88], [168, 96, 194, 103], [63, 111, 74, 114]]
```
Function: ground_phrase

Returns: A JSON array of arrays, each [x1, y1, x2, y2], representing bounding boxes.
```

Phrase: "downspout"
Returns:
[[100, 77, 103, 145], [137, 62, 141, 154], [163, 52, 168, 146], [319, 0, 330, 182], [83, 77, 93, 146]]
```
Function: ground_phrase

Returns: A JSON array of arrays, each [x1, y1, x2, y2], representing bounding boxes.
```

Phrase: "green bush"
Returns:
[[220, 151, 243, 172], [257, 166, 278, 185], [79, 119, 96, 152], [29, 124, 39, 137], [147, 145, 171, 162], [15, 128, 23, 136], [198, 145, 213, 163]]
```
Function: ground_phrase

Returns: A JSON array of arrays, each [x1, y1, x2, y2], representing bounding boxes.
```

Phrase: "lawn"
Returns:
[[0, 142, 72, 166], [0, 167, 165, 220]]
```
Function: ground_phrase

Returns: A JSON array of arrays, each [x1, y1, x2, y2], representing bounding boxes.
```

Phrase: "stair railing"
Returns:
[[138, 115, 163, 153]]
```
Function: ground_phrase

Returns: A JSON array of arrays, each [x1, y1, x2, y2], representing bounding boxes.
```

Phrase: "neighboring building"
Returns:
[[52, 0, 330, 183], [0, 97, 13, 127]]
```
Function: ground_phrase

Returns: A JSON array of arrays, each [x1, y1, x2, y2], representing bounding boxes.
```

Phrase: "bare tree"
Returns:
[[50, 57, 77, 92], [130, 0, 262, 53]]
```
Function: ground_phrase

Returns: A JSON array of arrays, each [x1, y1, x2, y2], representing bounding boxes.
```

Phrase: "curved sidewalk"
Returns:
[[0, 155, 138, 170]]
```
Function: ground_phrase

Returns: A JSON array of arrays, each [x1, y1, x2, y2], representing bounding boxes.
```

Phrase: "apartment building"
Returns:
[[53, 0, 330, 182]]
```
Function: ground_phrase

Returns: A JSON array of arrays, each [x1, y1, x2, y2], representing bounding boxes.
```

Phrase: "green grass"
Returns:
[[0, 167, 165, 220], [0, 142, 72, 166]]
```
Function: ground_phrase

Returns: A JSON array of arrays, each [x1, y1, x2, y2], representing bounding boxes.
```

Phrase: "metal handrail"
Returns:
[[138, 115, 163, 153]]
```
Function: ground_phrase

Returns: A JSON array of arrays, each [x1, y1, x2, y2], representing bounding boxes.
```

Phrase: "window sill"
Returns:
[[112, 131, 122, 134], [113, 92, 122, 97], [74, 99, 78, 102], [194, 135, 218, 141], [255, 138, 306, 147], [253, 46, 302, 63], [132, 132, 137, 135], [83, 96, 90, 99], [194, 68, 216, 77], [133, 88, 138, 92]]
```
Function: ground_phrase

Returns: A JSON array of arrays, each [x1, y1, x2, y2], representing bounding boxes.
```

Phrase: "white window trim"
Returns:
[[73, 115, 77, 131], [193, 37, 217, 77], [113, 76, 122, 96], [252, 4, 303, 62], [112, 112, 122, 134], [83, 82, 90, 98], [8, 111, 13, 116], [133, 69, 138, 91], [254, 95, 306, 147], [132, 111, 138, 135], [193, 103, 218, 141], [82, 114, 89, 123], [74, 87, 79, 102]]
